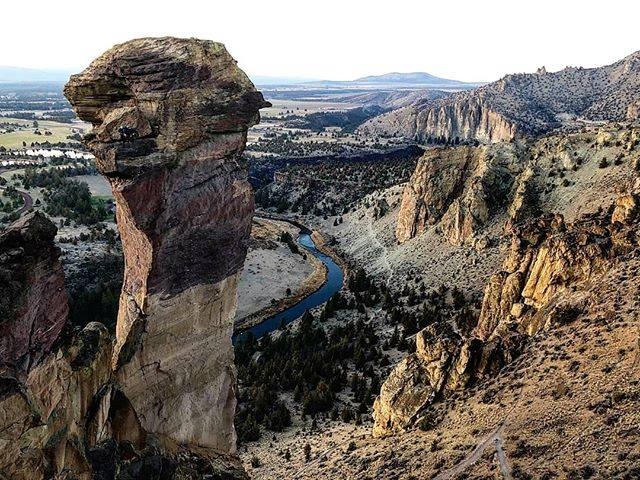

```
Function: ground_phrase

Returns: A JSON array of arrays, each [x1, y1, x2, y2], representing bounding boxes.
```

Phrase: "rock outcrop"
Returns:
[[395, 125, 640, 245], [64, 37, 268, 453], [0, 212, 68, 375], [395, 144, 518, 245], [372, 323, 482, 436], [360, 97, 517, 144], [0, 214, 126, 479], [611, 193, 639, 225], [0, 37, 264, 479], [359, 50, 640, 144], [475, 209, 639, 340], [374, 199, 640, 435]]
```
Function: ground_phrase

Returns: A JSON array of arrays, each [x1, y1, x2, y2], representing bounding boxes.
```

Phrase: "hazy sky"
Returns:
[[2, 0, 639, 82]]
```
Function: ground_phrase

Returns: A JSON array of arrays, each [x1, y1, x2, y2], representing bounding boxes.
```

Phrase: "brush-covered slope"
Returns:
[[359, 51, 640, 144]]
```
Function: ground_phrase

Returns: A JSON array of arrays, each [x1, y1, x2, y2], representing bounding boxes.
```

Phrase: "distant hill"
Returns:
[[304, 72, 481, 90], [0, 66, 73, 82], [353, 72, 477, 87], [359, 50, 640, 143]]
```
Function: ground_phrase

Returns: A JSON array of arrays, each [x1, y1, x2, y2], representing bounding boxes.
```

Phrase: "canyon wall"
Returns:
[[374, 200, 640, 435], [395, 126, 640, 246], [359, 50, 640, 144], [395, 144, 519, 245], [359, 97, 518, 144]]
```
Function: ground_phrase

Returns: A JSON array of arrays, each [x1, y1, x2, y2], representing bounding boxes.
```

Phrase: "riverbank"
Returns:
[[234, 222, 345, 336], [234, 237, 327, 334], [234, 215, 329, 333], [310, 229, 351, 280]]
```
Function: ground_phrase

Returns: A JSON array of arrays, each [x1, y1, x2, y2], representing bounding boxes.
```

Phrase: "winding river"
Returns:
[[234, 230, 344, 342]]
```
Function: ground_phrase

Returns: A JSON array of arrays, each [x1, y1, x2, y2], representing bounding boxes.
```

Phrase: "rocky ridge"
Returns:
[[359, 50, 640, 144], [0, 37, 266, 479], [374, 193, 640, 436], [396, 124, 640, 246]]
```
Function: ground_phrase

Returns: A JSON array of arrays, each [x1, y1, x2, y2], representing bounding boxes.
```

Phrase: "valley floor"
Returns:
[[235, 218, 326, 324]]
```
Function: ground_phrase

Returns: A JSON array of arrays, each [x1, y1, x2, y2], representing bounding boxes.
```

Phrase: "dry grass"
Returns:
[[0, 118, 89, 149]]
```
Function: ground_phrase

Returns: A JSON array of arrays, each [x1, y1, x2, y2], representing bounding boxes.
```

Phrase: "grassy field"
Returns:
[[261, 99, 360, 118], [0, 117, 88, 149]]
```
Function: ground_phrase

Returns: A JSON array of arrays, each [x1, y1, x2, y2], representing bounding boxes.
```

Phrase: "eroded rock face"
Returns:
[[375, 200, 640, 436], [612, 193, 639, 224], [65, 37, 268, 453], [359, 97, 517, 144], [372, 323, 482, 436], [0, 212, 68, 375], [395, 144, 517, 245], [475, 211, 639, 339], [359, 50, 640, 144], [395, 125, 640, 246]]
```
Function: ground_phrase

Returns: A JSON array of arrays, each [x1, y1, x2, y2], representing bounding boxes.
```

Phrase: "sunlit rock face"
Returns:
[[395, 144, 517, 245], [375, 200, 640, 436], [65, 36, 268, 453]]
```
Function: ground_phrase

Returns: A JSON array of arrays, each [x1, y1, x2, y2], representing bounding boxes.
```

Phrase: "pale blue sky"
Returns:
[[1, 0, 638, 82]]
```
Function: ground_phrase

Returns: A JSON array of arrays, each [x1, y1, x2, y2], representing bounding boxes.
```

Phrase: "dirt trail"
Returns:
[[433, 423, 512, 480], [0, 186, 33, 216], [494, 431, 512, 479], [433, 357, 540, 480]]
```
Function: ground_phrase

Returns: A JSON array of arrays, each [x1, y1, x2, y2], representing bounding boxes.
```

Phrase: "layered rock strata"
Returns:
[[0, 37, 263, 479], [374, 202, 640, 435], [395, 144, 518, 245], [359, 50, 640, 144], [64, 37, 268, 453]]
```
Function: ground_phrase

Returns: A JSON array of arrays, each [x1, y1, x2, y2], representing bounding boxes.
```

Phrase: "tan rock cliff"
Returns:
[[0, 37, 264, 480], [395, 144, 518, 245], [375, 200, 640, 436], [64, 36, 268, 453], [396, 125, 640, 246]]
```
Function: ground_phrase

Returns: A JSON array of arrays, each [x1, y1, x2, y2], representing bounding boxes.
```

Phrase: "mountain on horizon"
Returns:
[[255, 71, 483, 90], [353, 71, 477, 86], [302, 71, 482, 89]]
